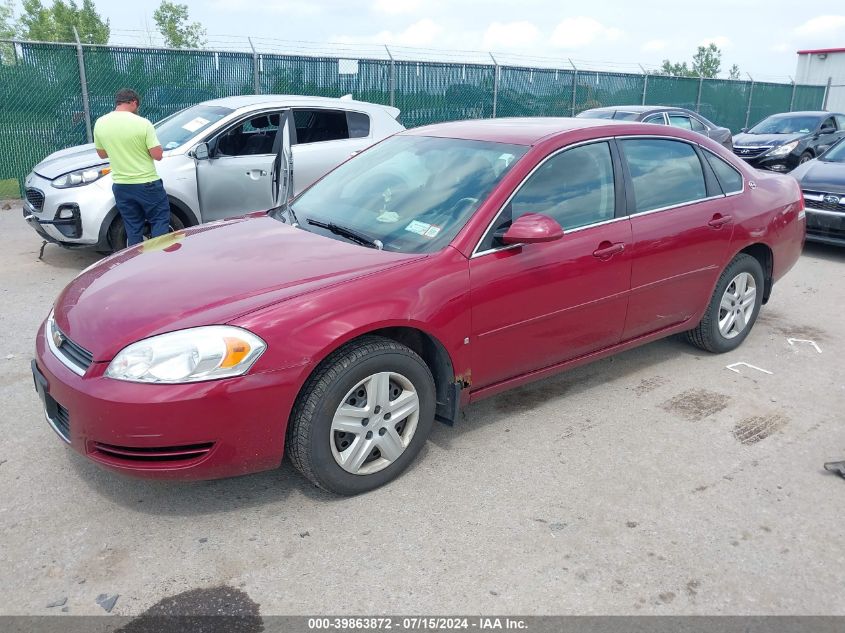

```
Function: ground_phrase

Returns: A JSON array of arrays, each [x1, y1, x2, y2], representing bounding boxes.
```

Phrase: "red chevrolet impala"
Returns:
[[33, 118, 805, 494]]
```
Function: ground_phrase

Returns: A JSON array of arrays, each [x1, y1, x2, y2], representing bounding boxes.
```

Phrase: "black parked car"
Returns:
[[576, 105, 733, 149], [732, 111, 845, 172], [790, 137, 845, 246]]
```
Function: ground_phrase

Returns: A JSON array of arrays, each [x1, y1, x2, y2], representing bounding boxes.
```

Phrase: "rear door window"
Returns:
[[643, 113, 666, 125], [620, 138, 707, 212], [293, 109, 350, 144]]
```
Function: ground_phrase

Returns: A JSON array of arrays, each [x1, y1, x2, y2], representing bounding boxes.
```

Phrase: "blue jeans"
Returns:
[[112, 180, 170, 247]]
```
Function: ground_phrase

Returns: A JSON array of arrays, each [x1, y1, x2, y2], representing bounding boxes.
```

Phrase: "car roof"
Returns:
[[766, 111, 835, 118], [200, 94, 400, 117], [403, 117, 641, 145], [583, 105, 663, 113]]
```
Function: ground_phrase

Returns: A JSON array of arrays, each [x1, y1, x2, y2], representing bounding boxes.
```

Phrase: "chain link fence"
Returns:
[[0, 39, 829, 197]]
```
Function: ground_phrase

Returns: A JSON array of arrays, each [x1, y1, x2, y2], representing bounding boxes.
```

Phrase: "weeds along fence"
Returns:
[[0, 39, 829, 195]]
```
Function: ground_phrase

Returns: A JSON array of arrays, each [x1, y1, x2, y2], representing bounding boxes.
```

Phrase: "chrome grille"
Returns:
[[733, 146, 770, 159], [25, 188, 45, 211], [803, 191, 845, 214], [49, 319, 94, 374]]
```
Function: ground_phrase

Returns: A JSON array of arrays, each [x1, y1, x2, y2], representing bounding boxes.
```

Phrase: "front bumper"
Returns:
[[33, 321, 304, 480], [805, 208, 845, 246], [22, 171, 114, 248], [733, 150, 800, 173]]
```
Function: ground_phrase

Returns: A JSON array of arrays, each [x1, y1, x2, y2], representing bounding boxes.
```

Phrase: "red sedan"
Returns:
[[33, 118, 805, 494]]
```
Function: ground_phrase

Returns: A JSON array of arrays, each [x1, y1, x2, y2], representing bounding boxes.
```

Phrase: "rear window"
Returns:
[[577, 110, 615, 119]]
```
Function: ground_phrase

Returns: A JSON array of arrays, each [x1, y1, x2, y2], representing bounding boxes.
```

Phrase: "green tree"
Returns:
[[659, 44, 740, 79], [1, 0, 15, 63], [17, 0, 109, 43], [691, 43, 721, 78], [153, 1, 206, 48]]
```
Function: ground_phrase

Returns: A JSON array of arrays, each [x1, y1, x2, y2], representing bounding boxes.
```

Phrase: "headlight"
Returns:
[[53, 166, 111, 189], [766, 141, 800, 158], [105, 326, 266, 383]]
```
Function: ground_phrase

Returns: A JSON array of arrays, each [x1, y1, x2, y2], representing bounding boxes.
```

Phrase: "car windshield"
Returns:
[[821, 139, 845, 162], [289, 135, 528, 254], [747, 115, 821, 135], [154, 104, 234, 150]]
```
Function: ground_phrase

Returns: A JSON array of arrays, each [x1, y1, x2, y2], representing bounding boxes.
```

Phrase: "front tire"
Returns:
[[798, 151, 813, 165], [686, 254, 764, 353], [286, 336, 436, 495], [106, 211, 185, 252]]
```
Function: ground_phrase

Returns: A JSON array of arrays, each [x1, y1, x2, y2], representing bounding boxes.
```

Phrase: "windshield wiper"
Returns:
[[306, 218, 383, 250]]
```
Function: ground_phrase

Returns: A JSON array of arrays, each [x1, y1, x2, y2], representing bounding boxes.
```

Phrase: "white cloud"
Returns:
[[795, 15, 845, 36], [337, 19, 444, 47], [642, 39, 667, 52], [549, 17, 623, 49], [211, 0, 322, 14], [372, 0, 424, 15], [482, 21, 541, 50], [699, 36, 731, 49]]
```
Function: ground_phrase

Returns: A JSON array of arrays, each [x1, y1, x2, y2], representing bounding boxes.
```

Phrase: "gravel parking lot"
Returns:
[[1, 199, 844, 617]]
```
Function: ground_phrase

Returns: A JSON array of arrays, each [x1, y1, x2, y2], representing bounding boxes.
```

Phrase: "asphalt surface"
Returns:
[[1, 199, 844, 617]]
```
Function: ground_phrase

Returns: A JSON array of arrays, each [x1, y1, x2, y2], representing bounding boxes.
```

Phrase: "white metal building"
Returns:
[[795, 47, 845, 112]]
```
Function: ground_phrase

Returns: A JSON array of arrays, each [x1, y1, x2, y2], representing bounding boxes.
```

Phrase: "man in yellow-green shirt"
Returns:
[[94, 88, 170, 247]]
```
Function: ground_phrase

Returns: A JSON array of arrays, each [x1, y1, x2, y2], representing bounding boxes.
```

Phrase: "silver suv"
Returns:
[[23, 95, 404, 252]]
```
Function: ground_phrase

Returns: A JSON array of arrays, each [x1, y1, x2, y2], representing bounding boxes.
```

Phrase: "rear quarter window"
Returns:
[[347, 111, 371, 138], [703, 150, 743, 194]]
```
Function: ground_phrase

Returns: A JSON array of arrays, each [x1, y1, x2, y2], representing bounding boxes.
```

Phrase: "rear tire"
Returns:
[[106, 211, 185, 252], [686, 253, 764, 353], [286, 335, 436, 495]]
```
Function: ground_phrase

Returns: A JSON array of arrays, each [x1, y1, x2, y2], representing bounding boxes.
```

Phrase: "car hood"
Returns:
[[52, 214, 424, 361], [33, 143, 107, 180], [732, 132, 803, 147], [792, 159, 845, 193]]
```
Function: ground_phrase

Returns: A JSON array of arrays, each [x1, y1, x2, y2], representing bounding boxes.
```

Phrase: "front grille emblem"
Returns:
[[52, 329, 64, 349], [823, 194, 841, 205]]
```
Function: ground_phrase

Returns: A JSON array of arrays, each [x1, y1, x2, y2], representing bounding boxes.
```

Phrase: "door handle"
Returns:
[[708, 214, 732, 228], [246, 170, 268, 178], [592, 242, 625, 259]]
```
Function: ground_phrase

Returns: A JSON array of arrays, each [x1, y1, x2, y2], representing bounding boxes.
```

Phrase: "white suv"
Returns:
[[23, 95, 404, 252]]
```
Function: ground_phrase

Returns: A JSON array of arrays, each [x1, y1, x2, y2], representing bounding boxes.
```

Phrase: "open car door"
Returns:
[[273, 110, 294, 207], [195, 109, 292, 222]]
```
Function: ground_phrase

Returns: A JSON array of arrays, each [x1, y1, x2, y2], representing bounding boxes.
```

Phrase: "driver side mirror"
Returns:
[[194, 142, 209, 160], [498, 213, 564, 245], [740, 127, 748, 133], [819, 126, 836, 135]]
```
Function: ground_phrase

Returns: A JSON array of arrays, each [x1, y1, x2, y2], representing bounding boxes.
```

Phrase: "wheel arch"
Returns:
[[96, 194, 199, 250], [738, 242, 774, 303], [298, 324, 462, 426]]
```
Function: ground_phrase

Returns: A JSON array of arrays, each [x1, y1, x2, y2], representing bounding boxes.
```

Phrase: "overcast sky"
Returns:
[[19, 0, 845, 81]]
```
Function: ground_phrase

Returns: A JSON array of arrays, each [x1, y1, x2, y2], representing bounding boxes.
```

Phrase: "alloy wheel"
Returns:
[[718, 272, 757, 339]]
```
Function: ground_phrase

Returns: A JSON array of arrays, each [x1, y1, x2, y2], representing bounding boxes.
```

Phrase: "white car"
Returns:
[[23, 95, 404, 252]]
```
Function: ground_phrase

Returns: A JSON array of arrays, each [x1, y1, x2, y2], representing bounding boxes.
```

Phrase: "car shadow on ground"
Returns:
[[28, 240, 102, 271], [802, 241, 845, 262]]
